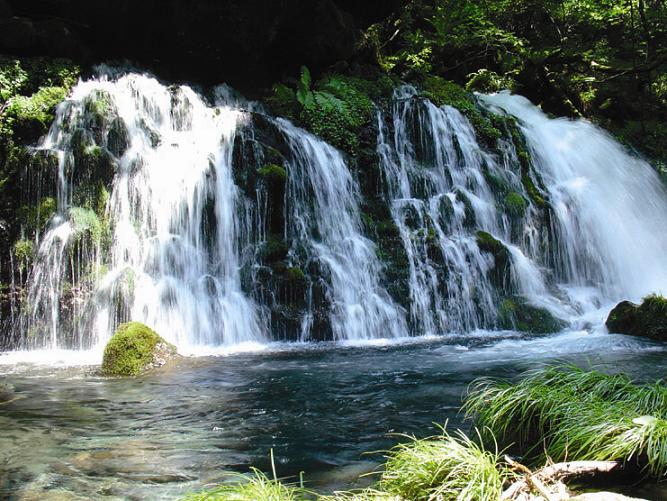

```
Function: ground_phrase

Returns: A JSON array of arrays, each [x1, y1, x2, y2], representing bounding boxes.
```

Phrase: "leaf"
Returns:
[[300, 66, 311, 91], [633, 415, 657, 426]]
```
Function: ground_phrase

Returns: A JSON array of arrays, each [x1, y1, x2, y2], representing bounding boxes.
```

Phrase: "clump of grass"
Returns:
[[320, 489, 400, 500], [182, 468, 308, 501], [379, 427, 507, 501], [464, 364, 667, 477], [182, 450, 310, 501]]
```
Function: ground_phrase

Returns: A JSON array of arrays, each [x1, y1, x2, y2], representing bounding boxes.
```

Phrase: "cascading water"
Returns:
[[19, 72, 266, 351], [9, 70, 667, 354], [482, 92, 667, 307], [376, 85, 551, 334], [278, 120, 407, 341]]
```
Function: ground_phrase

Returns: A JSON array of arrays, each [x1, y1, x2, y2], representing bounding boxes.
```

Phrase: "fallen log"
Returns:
[[502, 456, 622, 500]]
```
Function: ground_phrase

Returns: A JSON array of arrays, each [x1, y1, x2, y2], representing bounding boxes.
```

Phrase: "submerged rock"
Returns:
[[100, 322, 177, 376], [606, 295, 667, 341]]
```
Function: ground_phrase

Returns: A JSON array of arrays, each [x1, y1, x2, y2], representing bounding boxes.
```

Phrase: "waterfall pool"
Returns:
[[1, 330, 665, 500]]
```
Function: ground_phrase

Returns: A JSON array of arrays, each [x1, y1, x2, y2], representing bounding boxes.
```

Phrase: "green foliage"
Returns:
[[101, 322, 173, 377], [18, 196, 56, 233], [1, 57, 79, 142], [379, 427, 507, 500], [268, 69, 377, 155], [13, 239, 33, 271], [0, 59, 28, 103], [421, 76, 502, 146], [503, 192, 526, 217], [465, 364, 667, 477], [69, 206, 103, 245], [181, 461, 309, 501], [466, 69, 516, 93], [366, 0, 667, 166], [182, 472, 304, 501]]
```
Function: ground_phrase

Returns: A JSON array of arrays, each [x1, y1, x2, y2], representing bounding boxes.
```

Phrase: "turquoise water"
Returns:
[[1, 330, 665, 500]]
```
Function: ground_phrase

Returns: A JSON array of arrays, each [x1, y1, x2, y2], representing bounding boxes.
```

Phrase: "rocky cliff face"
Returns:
[[0, 0, 403, 88]]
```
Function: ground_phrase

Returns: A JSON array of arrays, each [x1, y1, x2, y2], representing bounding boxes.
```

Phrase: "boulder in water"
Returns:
[[100, 322, 177, 376], [499, 297, 565, 333], [606, 295, 667, 341]]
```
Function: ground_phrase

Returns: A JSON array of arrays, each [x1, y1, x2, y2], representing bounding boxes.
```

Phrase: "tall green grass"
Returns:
[[464, 364, 667, 477], [181, 468, 309, 501], [378, 427, 508, 501]]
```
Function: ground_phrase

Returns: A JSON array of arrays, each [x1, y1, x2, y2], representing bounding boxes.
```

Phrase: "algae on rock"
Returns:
[[606, 294, 667, 341], [100, 322, 177, 377]]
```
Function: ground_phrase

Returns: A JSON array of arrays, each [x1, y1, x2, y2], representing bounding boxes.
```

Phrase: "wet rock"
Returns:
[[606, 295, 667, 341], [499, 297, 566, 333], [100, 322, 178, 376]]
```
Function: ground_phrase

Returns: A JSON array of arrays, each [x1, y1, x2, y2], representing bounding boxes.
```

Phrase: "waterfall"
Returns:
[[9, 71, 667, 353], [20, 72, 265, 350], [277, 120, 407, 341], [376, 85, 548, 334], [482, 92, 667, 305]]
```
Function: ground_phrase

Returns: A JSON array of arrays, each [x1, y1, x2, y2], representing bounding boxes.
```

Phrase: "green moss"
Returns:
[[475, 231, 504, 256], [606, 294, 667, 341], [18, 196, 57, 233], [83, 90, 113, 118], [504, 192, 526, 217], [285, 267, 306, 282], [506, 120, 547, 208], [259, 238, 289, 263], [101, 322, 175, 377], [257, 163, 287, 182], [498, 297, 565, 333], [421, 76, 502, 147], [69, 206, 103, 244], [422, 76, 474, 110], [13, 239, 33, 271]]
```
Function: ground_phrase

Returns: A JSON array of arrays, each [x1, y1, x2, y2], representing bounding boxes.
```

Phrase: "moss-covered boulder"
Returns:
[[606, 295, 667, 341], [499, 297, 566, 333], [100, 322, 177, 376]]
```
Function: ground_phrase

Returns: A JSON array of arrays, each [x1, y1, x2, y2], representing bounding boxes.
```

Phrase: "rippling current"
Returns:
[[1, 330, 665, 500]]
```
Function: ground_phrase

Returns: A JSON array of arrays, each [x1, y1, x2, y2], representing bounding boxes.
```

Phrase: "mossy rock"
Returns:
[[257, 163, 287, 183], [476, 231, 507, 258], [606, 294, 667, 341], [420, 76, 502, 147], [100, 322, 177, 376], [499, 298, 566, 333], [504, 192, 527, 217]]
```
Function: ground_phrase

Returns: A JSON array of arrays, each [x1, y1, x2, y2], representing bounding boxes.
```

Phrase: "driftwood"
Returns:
[[502, 456, 622, 501]]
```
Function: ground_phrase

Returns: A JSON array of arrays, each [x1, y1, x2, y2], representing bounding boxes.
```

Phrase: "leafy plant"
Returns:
[[465, 364, 667, 477]]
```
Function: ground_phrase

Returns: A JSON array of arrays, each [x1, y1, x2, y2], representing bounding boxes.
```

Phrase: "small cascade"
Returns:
[[377, 86, 546, 334], [278, 120, 407, 341], [482, 92, 667, 304], [19, 72, 265, 350]]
